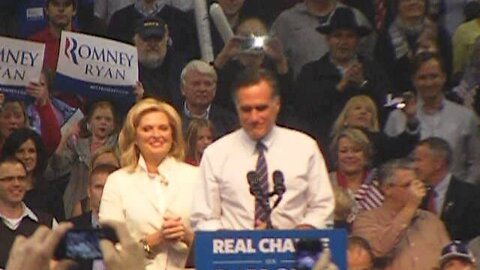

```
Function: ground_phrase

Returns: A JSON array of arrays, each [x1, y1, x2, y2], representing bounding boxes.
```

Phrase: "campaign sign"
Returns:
[[195, 229, 347, 270], [0, 37, 45, 100], [56, 31, 138, 102]]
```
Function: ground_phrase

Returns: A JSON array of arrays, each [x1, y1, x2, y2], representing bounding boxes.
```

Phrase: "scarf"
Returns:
[[388, 17, 434, 60]]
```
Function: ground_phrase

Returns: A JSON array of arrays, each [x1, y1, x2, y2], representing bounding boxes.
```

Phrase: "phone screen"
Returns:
[[240, 36, 267, 51], [55, 228, 118, 261], [296, 239, 324, 270], [67, 230, 103, 260]]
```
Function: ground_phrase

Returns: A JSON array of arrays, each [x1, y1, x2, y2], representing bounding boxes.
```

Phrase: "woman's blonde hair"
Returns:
[[185, 119, 215, 163], [332, 185, 354, 221], [330, 127, 373, 169], [90, 145, 121, 169], [119, 98, 185, 171], [331, 95, 379, 136]]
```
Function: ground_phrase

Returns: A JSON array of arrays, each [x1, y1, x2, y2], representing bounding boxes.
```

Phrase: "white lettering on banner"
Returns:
[[0, 66, 25, 80], [213, 238, 257, 254], [258, 238, 296, 253], [0, 48, 40, 67]]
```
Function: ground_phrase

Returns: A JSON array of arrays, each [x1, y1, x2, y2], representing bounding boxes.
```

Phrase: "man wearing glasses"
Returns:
[[0, 157, 55, 269], [352, 159, 450, 270]]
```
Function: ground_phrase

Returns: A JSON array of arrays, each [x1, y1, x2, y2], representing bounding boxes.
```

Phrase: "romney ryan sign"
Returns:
[[56, 31, 138, 102], [0, 37, 45, 100]]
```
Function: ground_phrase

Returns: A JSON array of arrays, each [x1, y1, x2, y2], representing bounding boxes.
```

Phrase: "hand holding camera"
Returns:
[[6, 223, 73, 270], [401, 91, 417, 123], [5, 221, 145, 270], [99, 221, 145, 270]]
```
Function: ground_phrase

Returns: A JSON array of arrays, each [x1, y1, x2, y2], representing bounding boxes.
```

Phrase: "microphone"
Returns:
[[247, 171, 262, 201], [194, 0, 214, 62], [246, 171, 272, 229], [210, 3, 234, 43], [272, 170, 285, 209]]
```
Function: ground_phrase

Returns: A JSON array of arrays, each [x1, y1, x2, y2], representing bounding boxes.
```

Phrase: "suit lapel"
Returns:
[[441, 178, 457, 219]]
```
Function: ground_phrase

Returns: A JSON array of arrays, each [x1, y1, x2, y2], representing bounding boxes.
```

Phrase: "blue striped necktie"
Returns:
[[255, 141, 269, 224]]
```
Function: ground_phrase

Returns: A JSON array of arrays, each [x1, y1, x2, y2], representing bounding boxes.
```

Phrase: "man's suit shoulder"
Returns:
[[448, 177, 480, 199]]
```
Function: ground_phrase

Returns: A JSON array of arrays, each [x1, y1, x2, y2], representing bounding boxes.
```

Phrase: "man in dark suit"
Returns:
[[180, 60, 238, 139], [69, 163, 119, 270], [415, 137, 480, 241]]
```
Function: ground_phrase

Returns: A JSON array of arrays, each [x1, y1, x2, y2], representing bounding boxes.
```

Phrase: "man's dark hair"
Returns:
[[231, 68, 280, 104], [417, 137, 453, 168], [411, 52, 446, 78], [46, 0, 77, 10]]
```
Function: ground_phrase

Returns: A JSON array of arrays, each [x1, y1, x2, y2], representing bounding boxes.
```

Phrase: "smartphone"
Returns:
[[54, 227, 119, 260], [295, 238, 324, 270], [384, 92, 409, 109], [240, 36, 267, 51]]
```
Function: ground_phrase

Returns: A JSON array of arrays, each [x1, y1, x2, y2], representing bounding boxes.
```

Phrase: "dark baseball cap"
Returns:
[[439, 241, 476, 268], [135, 17, 167, 39]]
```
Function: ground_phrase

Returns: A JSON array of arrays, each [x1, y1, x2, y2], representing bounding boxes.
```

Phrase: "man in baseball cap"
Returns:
[[135, 17, 167, 40], [439, 241, 476, 270], [133, 16, 187, 109]]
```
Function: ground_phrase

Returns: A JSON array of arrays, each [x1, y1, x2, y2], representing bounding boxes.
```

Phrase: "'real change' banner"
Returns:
[[56, 31, 138, 102], [0, 37, 45, 100], [195, 229, 347, 270]]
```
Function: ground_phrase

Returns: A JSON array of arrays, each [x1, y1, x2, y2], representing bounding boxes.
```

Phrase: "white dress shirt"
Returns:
[[99, 155, 199, 270], [190, 126, 335, 231]]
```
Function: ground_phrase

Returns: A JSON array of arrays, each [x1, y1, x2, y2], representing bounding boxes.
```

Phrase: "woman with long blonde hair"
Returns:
[[99, 98, 198, 270]]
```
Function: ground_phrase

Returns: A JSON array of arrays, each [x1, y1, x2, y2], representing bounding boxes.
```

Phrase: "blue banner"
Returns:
[[54, 72, 135, 104], [0, 85, 30, 101], [195, 229, 347, 270]]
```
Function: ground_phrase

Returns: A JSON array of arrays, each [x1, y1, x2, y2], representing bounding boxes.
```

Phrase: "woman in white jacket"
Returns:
[[100, 98, 198, 270]]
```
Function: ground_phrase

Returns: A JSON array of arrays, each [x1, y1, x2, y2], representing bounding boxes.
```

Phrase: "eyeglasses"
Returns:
[[0, 175, 27, 183]]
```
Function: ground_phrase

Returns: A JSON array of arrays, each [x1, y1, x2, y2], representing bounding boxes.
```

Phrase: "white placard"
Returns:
[[0, 36, 45, 87]]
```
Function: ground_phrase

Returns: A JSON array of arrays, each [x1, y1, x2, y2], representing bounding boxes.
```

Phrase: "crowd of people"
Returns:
[[2, 0, 480, 269]]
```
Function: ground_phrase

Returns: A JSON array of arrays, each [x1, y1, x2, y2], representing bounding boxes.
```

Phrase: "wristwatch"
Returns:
[[139, 238, 151, 255]]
